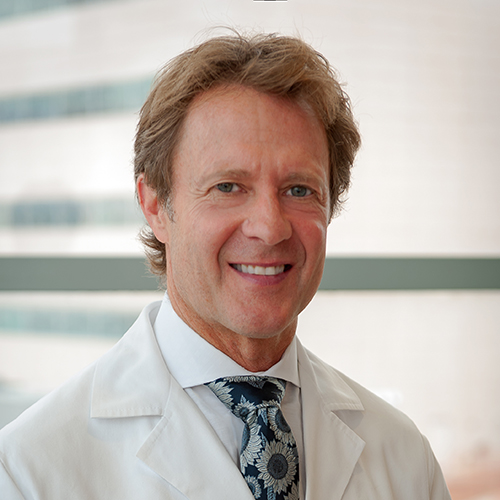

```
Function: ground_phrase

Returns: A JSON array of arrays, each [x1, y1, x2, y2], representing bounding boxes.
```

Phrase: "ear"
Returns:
[[136, 173, 170, 244]]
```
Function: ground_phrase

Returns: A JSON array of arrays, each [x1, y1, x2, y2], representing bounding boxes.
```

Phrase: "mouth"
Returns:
[[230, 264, 291, 276]]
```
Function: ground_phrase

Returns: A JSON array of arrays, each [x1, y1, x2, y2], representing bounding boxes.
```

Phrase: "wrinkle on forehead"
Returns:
[[184, 83, 325, 144]]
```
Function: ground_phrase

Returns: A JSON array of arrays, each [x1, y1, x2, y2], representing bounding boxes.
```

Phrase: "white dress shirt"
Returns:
[[154, 293, 305, 497]]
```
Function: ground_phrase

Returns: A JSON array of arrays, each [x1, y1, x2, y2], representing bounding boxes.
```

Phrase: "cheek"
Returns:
[[180, 211, 242, 268], [301, 221, 327, 289], [297, 216, 328, 253]]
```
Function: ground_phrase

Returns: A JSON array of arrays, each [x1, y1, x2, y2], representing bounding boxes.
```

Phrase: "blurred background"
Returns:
[[0, 0, 499, 497]]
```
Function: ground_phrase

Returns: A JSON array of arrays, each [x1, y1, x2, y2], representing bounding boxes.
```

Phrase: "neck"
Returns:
[[199, 326, 295, 372], [169, 297, 295, 372]]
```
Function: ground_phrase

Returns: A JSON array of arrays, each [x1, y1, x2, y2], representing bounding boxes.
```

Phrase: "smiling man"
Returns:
[[0, 32, 451, 499], [138, 85, 329, 372]]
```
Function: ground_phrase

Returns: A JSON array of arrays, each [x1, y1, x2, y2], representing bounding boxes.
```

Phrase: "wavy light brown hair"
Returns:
[[134, 31, 361, 278]]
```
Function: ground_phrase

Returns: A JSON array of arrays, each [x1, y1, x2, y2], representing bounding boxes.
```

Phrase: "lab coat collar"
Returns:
[[297, 341, 366, 499], [90, 301, 254, 500], [91, 301, 168, 418], [136, 371, 255, 500]]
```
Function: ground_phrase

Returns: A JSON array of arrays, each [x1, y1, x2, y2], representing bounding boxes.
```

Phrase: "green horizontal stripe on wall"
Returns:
[[319, 257, 500, 290], [0, 257, 159, 291], [0, 257, 499, 291]]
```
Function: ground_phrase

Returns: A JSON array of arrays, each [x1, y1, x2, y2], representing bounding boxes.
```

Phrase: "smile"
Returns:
[[231, 264, 287, 276]]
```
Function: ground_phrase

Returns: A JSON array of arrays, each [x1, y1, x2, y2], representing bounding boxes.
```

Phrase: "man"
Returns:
[[0, 32, 451, 499]]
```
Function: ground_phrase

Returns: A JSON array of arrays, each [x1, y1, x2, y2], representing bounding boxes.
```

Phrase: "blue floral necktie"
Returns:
[[206, 376, 300, 500]]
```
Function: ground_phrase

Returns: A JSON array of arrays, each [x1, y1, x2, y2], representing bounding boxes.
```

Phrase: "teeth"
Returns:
[[234, 264, 286, 276]]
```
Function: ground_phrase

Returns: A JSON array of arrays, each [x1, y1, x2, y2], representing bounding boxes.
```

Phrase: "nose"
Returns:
[[241, 193, 292, 245]]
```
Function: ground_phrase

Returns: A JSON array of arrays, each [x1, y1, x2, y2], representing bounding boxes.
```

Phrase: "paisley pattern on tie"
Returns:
[[206, 376, 300, 500]]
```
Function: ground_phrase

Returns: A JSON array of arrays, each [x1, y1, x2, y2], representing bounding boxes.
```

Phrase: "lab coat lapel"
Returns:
[[91, 303, 253, 500], [137, 378, 254, 500], [298, 342, 366, 500]]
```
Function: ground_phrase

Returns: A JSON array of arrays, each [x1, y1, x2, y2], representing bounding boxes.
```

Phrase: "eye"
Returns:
[[287, 185, 312, 197], [216, 182, 238, 193]]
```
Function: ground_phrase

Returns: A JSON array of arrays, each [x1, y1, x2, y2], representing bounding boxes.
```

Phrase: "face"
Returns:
[[151, 85, 330, 349]]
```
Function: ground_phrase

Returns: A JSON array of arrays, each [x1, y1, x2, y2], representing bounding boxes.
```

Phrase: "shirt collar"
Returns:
[[154, 293, 300, 389]]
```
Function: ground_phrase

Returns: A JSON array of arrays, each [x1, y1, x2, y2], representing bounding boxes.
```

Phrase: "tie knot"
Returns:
[[206, 376, 286, 420]]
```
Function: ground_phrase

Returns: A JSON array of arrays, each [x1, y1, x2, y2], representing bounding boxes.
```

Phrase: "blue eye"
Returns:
[[216, 183, 236, 193], [288, 186, 311, 197]]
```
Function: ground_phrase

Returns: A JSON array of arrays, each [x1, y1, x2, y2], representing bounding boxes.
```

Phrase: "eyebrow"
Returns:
[[198, 168, 253, 185], [284, 172, 327, 185]]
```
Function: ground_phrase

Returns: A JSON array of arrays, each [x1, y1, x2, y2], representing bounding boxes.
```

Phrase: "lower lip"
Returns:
[[230, 265, 290, 285]]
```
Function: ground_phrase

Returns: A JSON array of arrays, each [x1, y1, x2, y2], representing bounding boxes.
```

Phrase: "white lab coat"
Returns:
[[0, 301, 451, 499]]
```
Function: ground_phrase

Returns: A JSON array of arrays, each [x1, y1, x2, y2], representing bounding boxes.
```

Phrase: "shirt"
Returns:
[[153, 293, 305, 497]]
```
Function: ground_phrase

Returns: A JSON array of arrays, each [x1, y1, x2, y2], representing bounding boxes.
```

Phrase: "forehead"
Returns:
[[174, 85, 329, 172], [185, 84, 324, 136]]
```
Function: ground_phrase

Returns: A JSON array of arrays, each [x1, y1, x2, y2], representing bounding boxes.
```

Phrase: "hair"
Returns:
[[134, 30, 361, 278]]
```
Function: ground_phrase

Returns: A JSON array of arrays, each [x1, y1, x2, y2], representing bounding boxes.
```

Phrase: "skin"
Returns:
[[137, 85, 330, 372]]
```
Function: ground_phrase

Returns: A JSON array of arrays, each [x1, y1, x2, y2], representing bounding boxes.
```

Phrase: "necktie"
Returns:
[[206, 376, 300, 500]]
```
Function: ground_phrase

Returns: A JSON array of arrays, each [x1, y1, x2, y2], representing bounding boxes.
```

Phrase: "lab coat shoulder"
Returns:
[[4, 336, 104, 432], [299, 345, 451, 499], [0, 352, 98, 492], [0, 302, 173, 499]]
